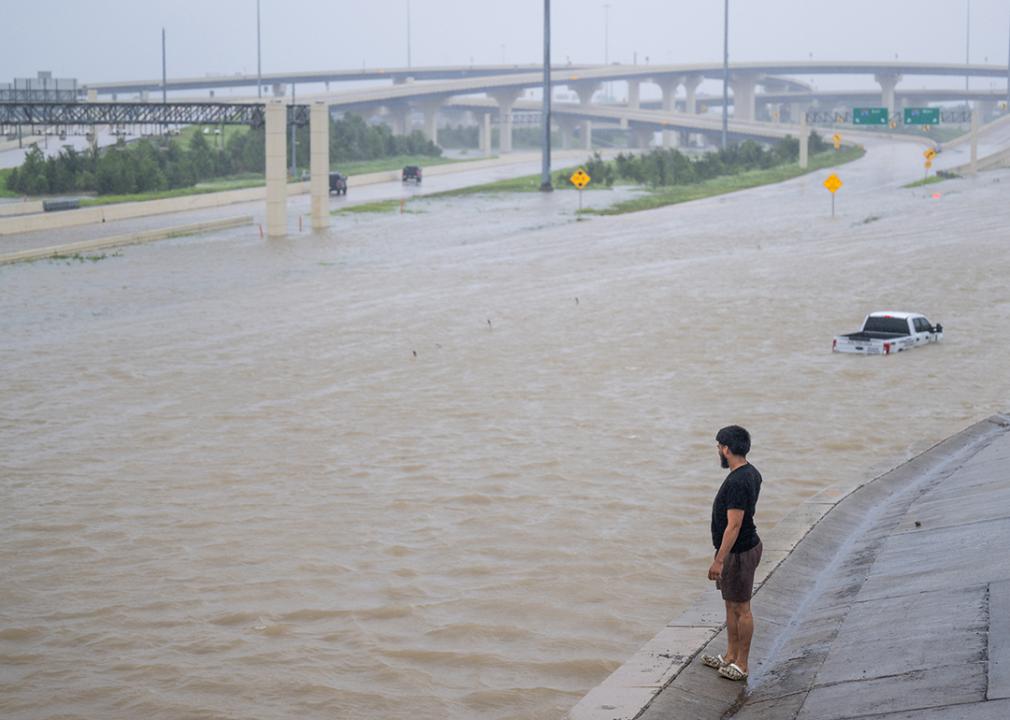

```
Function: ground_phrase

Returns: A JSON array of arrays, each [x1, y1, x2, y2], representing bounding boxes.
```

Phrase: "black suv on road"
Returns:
[[328, 172, 348, 195], [402, 165, 422, 184]]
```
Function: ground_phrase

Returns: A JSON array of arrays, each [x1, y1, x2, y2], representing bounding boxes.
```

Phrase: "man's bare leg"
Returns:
[[723, 600, 739, 665], [727, 600, 754, 672]]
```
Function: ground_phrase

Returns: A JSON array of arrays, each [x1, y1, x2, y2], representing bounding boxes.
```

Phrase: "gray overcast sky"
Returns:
[[2, 0, 1008, 86]]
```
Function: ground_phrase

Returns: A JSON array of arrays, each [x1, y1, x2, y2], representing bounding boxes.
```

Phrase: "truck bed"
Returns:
[[840, 331, 907, 342]]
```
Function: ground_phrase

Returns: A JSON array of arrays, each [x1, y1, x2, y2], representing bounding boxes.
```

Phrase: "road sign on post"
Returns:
[[570, 168, 591, 210], [832, 132, 842, 150], [853, 107, 889, 125], [823, 173, 842, 218], [904, 107, 940, 125]]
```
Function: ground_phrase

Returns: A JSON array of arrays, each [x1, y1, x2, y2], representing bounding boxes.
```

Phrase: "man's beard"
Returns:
[[719, 452, 729, 469]]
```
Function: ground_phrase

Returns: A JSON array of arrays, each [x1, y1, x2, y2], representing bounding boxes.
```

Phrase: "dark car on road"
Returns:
[[402, 165, 422, 184], [329, 171, 348, 195]]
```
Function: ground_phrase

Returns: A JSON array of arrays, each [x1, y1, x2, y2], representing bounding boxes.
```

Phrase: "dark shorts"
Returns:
[[718, 541, 762, 603]]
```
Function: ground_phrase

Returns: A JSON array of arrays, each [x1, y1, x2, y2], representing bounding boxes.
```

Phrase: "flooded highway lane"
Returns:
[[2, 140, 1009, 720]]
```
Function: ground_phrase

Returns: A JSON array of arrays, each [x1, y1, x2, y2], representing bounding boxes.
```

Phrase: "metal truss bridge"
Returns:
[[0, 102, 309, 137]]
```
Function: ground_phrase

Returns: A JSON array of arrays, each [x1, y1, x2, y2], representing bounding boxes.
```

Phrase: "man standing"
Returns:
[[702, 425, 762, 682]]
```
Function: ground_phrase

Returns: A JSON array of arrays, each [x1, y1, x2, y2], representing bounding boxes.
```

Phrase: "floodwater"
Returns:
[[3, 140, 1010, 720]]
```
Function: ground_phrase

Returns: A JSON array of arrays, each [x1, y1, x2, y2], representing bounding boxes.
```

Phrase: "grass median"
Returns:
[[583, 146, 865, 216], [902, 174, 948, 189]]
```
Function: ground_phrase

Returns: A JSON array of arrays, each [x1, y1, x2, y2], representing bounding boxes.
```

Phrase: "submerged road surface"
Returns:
[[2, 138, 1010, 720]]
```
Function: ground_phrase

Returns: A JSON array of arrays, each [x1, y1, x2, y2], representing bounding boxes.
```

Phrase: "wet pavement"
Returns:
[[638, 413, 1010, 720]]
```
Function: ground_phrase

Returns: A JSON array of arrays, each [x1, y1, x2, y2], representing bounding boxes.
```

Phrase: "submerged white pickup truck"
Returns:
[[833, 311, 943, 355]]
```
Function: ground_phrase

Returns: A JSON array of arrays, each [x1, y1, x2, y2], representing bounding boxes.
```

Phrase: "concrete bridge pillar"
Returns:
[[654, 76, 682, 147], [631, 126, 653, 149], [490, 89, 522, 153], [627, 80, 641, 110], [420, 98, 443, 146], [385, 103, 411, 135], [582, 119, 593, 149], [875, 73, 902, 119], [557, 116, 577, 149], [86, 88, 97, 102], [978, 100, 997, 123], [790, 102, 808, 124], [682, 74, 703, 114], [310, 102, 330, 231], [264, 100, 288, 238], [655, 76, 681, 113], [729, 73, 758, 121], [661, 124, 680, 149], [478, 111, 493, 156], [572, 82, 602, 107]]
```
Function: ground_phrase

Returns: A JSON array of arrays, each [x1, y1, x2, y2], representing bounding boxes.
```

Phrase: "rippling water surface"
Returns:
[[3, 145, 1010, 720]]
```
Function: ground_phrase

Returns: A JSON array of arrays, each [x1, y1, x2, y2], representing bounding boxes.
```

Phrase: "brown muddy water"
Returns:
[[3, 143, 1010, 720]]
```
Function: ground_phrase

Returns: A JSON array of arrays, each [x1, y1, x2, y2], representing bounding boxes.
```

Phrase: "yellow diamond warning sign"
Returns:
[[570, 169, 591, 189], [823, 173, 843, 193], [923, 148, 937, 161]]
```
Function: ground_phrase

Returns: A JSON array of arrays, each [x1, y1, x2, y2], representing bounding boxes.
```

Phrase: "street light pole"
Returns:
[[407, 0, 412, 69], [290, 84, 296, 179], [722, 0, 729, 150], [540, 0, 553, 192], [256, 0, 262, 98], [161, 27, 167, 103], [966, 0, 971, 99], [604, 3, 610, 65], [603, 3, 611, 100]]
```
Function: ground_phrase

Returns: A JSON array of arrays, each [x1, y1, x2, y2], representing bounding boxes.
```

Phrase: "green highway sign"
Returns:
[[904, 107, 941, 125], [853, 107, 889, 125]]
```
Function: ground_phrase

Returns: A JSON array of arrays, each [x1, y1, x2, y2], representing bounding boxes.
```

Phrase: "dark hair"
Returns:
[[716, 425, 751, 457]]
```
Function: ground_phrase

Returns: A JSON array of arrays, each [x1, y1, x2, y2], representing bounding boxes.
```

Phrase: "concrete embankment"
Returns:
[[0, 215, 252, 265], [570, 413, 1010, 720]]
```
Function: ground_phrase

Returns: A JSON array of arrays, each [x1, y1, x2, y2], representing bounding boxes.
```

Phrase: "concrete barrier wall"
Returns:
[[0, 215, 253, 266], [0, 186, 273, 236], [0, 151, 560, 238], [948, 145, 1010, 175], [0, 200, 45, 217]]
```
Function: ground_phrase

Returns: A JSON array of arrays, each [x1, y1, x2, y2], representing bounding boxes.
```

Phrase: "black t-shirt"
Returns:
[[711, 463, 762, 553]]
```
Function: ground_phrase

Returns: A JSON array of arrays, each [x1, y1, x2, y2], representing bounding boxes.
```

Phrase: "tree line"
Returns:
[[559, 132, 829, 188], [5, 113, 442, 196]]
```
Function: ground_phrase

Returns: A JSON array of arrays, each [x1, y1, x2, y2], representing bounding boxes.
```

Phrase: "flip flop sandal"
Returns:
[[701, 653, 727, 669], [718, 663, 748, 681]]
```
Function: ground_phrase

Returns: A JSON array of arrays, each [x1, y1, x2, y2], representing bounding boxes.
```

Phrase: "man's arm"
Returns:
[[707, 509, 745, 581]]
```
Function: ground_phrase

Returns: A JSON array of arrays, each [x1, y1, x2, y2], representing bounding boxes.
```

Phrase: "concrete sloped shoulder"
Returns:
[[641, 412, 1010, 720], [570, 413, 1010, 720]]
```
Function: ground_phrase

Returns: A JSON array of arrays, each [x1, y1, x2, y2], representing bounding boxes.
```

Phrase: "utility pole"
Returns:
[[603, 4, 610, 64], [603, 3, 611, 100], [722, 0, 729, 150], [256, 0, 262, 98], [1007, 8, 1010, 111], [407, 0, 412, 69], [161, 28, 167, 103], [540, 0, 553, 192], [966, 0, 971, 99], [290, 84, 296, 179]]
